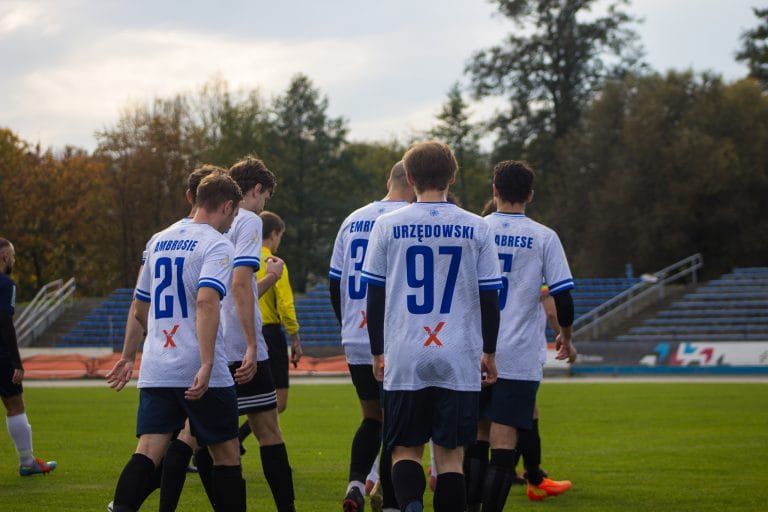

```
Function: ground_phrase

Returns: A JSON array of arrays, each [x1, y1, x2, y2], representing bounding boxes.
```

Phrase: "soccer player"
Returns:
[[220, 157, 297, 512], [329, 160, 414, 512], [362, 141, 502, 512], [470, 160, 576, 512], [109, 173, 245, 512], [106, 165, 226, 511], [0, 238, 57, 476]]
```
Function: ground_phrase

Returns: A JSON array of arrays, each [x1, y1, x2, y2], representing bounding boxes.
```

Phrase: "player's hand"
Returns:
[[481, 352, 497, 386], [555, 334, 577, 363], [372, 354, 384, 382], [186, 364, 212, 400], [11, 368, 24, 385], [290, 334, 303, 368], [105, 359, 134, 391], [265, 256, 285, 280], [234, 347, 257, 385]]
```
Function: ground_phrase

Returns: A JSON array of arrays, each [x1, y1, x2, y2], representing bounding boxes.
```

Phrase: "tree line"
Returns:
[[1, 1, 766, 299]]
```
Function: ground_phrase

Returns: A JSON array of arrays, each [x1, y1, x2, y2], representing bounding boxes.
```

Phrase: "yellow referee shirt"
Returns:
[[256, 247, 300, 335]]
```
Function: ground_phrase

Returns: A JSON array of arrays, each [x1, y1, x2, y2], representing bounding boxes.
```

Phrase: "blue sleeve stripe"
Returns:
[[479, 283, 504, 291], [199, 278, 227, 298], [135, 289, 151, 302], [479, 278, 503, 284], [549, 279, 575, 294], [328, 271, 342, 281], [234, 257, 260, 269], [361, 275, 385, 287], [329, 267, 342, 277], [361, 270, 386, 280]]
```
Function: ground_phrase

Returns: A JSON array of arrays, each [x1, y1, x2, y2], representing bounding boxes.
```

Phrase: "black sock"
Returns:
[[433, 472, 465, 512], [260, 443, 296, 512], [481, 449, 517, 512], [114, 453, 155, 511], [158, 439, 192, 512], [212, 464, 246, 512], [349, 417, 383, 483], [463, 440, 489, 507], [380, 447, 398, 509], [195, 447, 216, 507], [238, 421, 251, 443], [392, 459, 425, 512], [518, 424, 543, 485], [136, 459, 163, 508]]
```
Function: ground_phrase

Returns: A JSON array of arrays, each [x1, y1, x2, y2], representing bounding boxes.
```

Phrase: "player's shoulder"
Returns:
[[0, 272, 13, 289]]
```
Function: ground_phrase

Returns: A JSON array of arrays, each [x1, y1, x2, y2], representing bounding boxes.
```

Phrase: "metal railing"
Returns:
[[16, 278, 77, 346], [573, 254, 703, 340]]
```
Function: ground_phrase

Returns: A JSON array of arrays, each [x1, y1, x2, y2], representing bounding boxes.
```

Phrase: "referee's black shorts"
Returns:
[[263, 324, 290, 389]]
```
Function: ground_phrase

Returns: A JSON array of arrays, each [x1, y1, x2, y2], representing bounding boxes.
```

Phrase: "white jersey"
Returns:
[[329, 200, 409, 365], [220, 209, 268, 363], [141, 217, 193, 265], [361, 202, 503, 392], [135, 222, 234, 388], [484, 212, 574, 381]]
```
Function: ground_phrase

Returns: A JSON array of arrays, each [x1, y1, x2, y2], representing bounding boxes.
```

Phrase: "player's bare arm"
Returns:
[[231, 265, 258, 384], [256, 255, 284, 296], [106, 299, 149, 391], [187, 286, 220, 400]]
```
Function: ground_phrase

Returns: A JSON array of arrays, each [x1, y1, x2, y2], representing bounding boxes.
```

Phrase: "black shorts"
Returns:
[[229, 360, 277, 414], [0, 358, 23, 398], [480, 378, 539, 429], [263, 324, 289, 389], [382, 387, 479, 450], [348, 364, 382, 401], [136, 387, 238, 446]]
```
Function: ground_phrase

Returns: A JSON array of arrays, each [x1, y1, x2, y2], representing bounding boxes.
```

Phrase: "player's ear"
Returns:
[[185, 189, 194, 206], [528, 189, 534, 204]]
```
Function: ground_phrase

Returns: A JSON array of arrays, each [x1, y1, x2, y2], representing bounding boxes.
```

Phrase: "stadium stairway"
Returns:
[[614, 267, 768, 342]]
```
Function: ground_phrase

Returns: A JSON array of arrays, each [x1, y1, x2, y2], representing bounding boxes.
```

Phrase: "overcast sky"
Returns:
[[0, 0, 759, 151]]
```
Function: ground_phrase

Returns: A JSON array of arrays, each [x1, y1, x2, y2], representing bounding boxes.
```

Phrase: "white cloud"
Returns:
[[0, 1, 59, 34]]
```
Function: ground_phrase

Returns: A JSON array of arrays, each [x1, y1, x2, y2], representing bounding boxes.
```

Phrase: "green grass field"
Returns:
[[1, 381, 767, 511]]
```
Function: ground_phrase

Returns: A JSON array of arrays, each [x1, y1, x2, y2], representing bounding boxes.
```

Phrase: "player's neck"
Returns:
[[496, 200, 526, 214], [416, 189, 447, 202]]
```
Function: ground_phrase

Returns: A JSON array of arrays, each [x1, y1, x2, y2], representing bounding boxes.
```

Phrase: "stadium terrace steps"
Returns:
[[614, 267, 768, 343]]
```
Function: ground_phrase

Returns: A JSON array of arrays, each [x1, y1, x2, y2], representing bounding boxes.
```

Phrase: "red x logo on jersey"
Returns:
[[423, 322, 445, 347], [163, 324, 180, 348], [358, 310, 368, 329]]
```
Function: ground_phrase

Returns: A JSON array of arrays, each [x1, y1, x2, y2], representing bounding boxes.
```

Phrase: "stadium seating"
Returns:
[[615, 267, 768, 342], [57, 288, 133, 350], [53, 275, 647, 350]]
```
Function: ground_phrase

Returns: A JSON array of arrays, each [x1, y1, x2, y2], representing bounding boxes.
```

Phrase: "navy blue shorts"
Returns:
[[229, 360, 277, 414], [348, 364, 382, 401], [263, 324, 289, 389], [480, 378, 539, 429], [382, 387, 479, 450], [0, 358, 23, 398], [136, 387, 238, 446]]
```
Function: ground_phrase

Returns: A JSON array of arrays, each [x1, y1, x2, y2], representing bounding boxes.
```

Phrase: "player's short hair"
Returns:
[[260, 211, 285, 240], [388, 160, 408, 189], [228, 156, 277, 196], [0, 238, 12, 253], [195, 174, 243, 211], [403, 141, 458, 193], [493, 160, 535, 204], [187, 165, 227, 203]]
